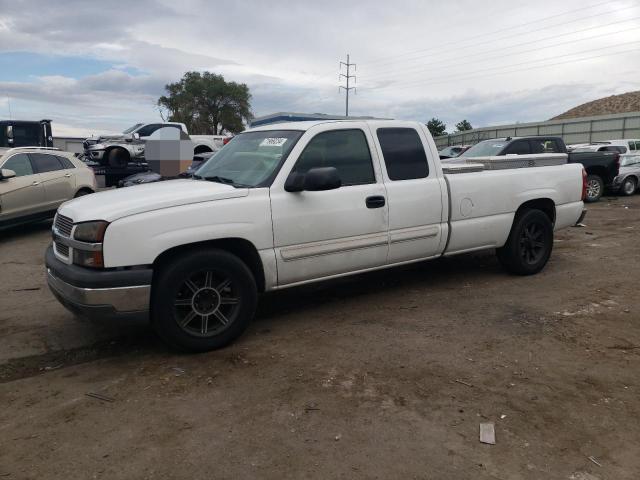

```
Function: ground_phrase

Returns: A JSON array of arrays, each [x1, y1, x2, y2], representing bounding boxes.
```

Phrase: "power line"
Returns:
[[360, 0, 619, 67], [363, 23, 639, 83], [360, 45, 640, 92], [362, 7, 640, 79], [339, 54, 356, 116]]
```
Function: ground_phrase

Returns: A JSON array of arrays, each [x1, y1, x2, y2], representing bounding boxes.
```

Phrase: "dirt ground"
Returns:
[[1, 195, 639, 480]]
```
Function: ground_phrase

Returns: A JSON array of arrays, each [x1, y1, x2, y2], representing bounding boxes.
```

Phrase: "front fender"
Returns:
[[101, 189, 274, 268]]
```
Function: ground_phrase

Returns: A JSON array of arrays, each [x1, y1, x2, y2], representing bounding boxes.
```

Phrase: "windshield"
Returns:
[[461, 140, 508, 158], [194, 130, 303, 187], [122, 123, 144, 134], [439, 146, 462, 157]]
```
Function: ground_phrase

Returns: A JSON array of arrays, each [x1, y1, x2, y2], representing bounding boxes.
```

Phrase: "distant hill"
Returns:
[[551, 91, 640, 120]]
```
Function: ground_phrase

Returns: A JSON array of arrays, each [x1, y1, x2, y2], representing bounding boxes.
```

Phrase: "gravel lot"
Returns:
[[1, 195, 639, 479]]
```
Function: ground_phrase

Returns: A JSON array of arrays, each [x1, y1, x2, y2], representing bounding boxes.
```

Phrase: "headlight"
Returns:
[[74, 221, 109, 242], [89, 143, 106, 150], [72, 221, 108, 268]]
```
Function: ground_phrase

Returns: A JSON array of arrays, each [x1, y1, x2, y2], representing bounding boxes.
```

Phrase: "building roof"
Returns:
[[250, 112, 389, 127]]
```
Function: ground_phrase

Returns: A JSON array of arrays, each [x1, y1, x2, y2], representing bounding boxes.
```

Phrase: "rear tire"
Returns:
[[585, 174, 604, 202], [106, 148, 129, 168], [497, 209, 553, 275], [151, 249, 257, 352], [620, 177, 637, 196]]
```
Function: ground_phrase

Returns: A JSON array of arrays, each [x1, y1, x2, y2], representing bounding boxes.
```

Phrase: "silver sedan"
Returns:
[[612, 155, 640, 196]]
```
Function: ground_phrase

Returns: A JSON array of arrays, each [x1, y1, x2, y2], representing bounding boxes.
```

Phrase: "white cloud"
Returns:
[[0, 0, 638, 135]]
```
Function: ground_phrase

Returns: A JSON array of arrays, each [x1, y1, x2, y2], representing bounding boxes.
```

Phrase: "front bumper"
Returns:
[[576, 208, 587, 225], [45, 245, 152, 320]]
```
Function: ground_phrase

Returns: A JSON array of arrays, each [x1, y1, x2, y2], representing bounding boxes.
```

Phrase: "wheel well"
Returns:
[[105, 146, 129, 156], [516, 198, 556, 224], [74, 187, 94, 196], [101, 146, 130, 165], [153, 238, 266, 292], [193, 145, 213, 155], [585, 166, 606, 179]]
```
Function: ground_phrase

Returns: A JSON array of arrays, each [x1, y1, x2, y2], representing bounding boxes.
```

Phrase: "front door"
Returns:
[[0, 153, 47, 222], [270, 125, 389, 286], [29, 153, 74, 209]]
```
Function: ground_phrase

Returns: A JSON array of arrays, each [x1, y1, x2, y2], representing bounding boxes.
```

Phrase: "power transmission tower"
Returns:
[[339, 54, 356, 117]]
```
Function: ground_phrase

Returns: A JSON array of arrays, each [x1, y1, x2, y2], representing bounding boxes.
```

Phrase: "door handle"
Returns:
[[31, 181, 40, 186], [365, 195, 386, 209], [64, 173, 72, 177]]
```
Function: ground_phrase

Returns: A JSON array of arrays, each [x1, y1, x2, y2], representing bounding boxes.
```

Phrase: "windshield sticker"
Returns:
[[260, 137, 288, 147]]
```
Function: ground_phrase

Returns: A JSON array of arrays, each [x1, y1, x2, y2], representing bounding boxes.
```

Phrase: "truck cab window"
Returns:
[[531, 139, 560, 154], [504, 140, 531, 155], [2, 153, 34, 177], [377, 128, 429, 180], [293, 129, 375, 186], [136, 124, 162, 137]]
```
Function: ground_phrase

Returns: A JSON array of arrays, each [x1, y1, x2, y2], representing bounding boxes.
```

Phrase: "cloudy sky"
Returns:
[[0, 0, 638, 136]]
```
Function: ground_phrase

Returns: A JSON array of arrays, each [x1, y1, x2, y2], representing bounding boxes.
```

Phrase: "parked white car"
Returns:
[[46, 120, 585, 351], [568, 139, 640, 154], [0, 147, 96, 229]]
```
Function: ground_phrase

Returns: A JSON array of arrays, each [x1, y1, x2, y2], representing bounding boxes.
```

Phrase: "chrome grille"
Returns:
[[55, 214, 73, 237], [55, 242, 69, 257]]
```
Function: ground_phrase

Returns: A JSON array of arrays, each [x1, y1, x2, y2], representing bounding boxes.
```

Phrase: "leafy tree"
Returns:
[[426, 117, 447, 137], [158, 71, 252, 135], [455, 120, 473, 132]]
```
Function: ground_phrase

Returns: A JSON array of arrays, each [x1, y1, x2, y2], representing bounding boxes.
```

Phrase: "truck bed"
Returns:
[[443, 163, 584, 254]]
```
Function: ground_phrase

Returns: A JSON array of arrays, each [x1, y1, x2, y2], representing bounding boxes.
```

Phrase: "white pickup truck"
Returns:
[[46, 120, 586, 351]]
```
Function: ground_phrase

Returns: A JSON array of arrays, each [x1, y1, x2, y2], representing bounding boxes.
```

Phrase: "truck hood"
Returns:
[[58, 179, 248, 223]]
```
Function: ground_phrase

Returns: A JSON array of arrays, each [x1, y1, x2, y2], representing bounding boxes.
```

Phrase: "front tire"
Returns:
[[106, 148, 129, 168], [585, 174, 604, 202], [497, 209, 554, 275], [151, 249, 258, 352], [620, 177, 637, 196]]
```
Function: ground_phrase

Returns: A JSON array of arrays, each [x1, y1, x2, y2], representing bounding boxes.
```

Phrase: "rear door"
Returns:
[[0, 153, 47, 221], [29, 153, 74, 208], [270, 124, 389, 286], [371, 123, 447, 264]]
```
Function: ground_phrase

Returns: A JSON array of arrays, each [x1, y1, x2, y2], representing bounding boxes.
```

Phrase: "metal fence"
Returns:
[[434, 111, 640, 148]]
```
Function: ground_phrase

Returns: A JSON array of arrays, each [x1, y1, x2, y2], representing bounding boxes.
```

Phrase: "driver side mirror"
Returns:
[[127, 133, 140, 142], [0, 169, 16, 180], [285, 167, 341, 192]]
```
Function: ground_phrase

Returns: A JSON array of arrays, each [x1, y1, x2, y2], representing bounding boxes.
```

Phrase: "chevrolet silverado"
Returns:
[[46, 120, 586, 351]]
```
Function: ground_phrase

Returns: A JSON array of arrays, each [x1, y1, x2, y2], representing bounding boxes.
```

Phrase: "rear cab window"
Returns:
[[292, 129, 375, 186], [376, 128, 429, 180], [531, 138, 561, 154]]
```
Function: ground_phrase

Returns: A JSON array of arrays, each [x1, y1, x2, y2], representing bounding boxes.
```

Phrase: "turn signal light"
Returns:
[[73, 249, 104, 268]]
